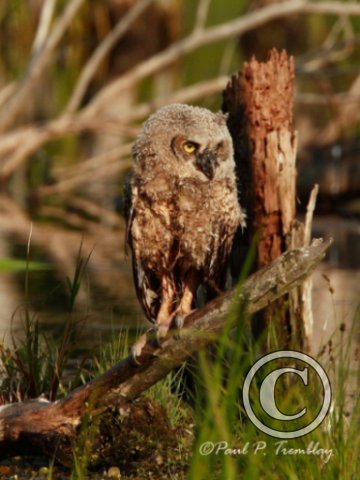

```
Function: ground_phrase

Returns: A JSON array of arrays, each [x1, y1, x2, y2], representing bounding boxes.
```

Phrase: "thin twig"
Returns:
[[54, 144, 132, 180], [0, 83, 16, 110], [65, 0, 154, 114], [37, 160, 131, 196], [304, 184, 319, 247], [296, 92, 360, 104], [193, 0, 212, 34], [304, 72, 360, 146], [0, 118, 134, 180], [38, 148, 132, 197], [0, 0, 85, 133], [297, 184, 319, 345], [31, 0, 57, 57], [304, 1, 360, 15], [125, 75, 229, 121]]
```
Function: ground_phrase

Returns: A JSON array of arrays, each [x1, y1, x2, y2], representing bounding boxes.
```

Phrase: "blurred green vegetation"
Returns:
[[0, 258, 49, 272]]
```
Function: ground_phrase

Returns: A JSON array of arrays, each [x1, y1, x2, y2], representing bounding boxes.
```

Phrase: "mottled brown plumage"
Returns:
[[125, 104, 245, 349]]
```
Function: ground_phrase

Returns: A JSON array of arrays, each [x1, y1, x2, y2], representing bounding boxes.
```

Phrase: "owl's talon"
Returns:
[[131, 328, 158, 364], [155, 323, 170, 344], [174, 313, 185, 330], [172, 314, 184, 339], [174, 308, 194, 331], [131, 335, 147, 364]]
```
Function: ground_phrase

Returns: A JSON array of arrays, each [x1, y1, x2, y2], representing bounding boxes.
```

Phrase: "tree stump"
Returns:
[[223, 49, 316, 350]]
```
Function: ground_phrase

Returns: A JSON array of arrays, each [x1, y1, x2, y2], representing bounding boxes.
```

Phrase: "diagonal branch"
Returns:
[[0, 238, 332, 461], [193, 0, 212, 34], [31, 0, 57, 57]]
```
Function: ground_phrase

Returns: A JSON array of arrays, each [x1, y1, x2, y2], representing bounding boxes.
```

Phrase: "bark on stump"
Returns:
[[223, 49, 316, 350]]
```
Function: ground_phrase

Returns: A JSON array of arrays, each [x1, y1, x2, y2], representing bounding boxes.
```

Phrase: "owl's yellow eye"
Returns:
[[183, 141, 197, 154]]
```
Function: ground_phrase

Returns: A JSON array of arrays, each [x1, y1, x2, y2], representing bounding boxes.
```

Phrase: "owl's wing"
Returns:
[[123, 174, 133, 255], [206, 222, 241, 295], [123, 178, 160, 323], [130, 257, 160, 323]]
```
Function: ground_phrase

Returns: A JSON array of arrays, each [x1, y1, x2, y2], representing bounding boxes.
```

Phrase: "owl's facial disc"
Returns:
[[195, 148, 218, 180]]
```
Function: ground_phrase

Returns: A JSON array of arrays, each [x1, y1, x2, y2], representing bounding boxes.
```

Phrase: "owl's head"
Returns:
[[133, 104, 235, 181]]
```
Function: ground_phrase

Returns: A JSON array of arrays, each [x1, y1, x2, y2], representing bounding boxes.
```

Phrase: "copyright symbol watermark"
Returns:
[[242, 350, 332, 439], [199, 441, 215, 455]]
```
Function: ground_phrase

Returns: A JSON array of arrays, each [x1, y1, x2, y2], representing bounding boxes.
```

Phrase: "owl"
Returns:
[[125, 104, 245, 355]]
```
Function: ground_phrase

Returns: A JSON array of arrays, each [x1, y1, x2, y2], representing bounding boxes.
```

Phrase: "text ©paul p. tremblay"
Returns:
[[199, 440, 333, 464]]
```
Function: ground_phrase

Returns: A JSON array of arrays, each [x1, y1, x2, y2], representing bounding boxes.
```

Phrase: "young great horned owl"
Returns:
[[125, 103, 245, 351]]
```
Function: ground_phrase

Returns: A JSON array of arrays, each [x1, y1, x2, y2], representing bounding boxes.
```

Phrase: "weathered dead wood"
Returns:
[[223, 49, 317, 349], [0, 238, 331, 462], [223, 49, 296, 266]]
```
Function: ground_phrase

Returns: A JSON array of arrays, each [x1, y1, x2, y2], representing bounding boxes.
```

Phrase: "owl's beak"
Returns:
[[196, 149, 219, 180]]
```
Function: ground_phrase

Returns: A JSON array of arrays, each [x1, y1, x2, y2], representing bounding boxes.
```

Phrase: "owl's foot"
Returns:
[[131, 333, 147, 363], [173, 271, 198, 336], [154, 311, 186, 343], [131, 327, 159, 364], [173, 308, 195, 338], [156, 307, 193, 342], [155, 321, 172, 344], [174, 312, 185, 329], [132, 309, 195, 363]]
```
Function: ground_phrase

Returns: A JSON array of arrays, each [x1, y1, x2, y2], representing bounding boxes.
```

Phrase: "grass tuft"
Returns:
[[0, 239, 91, 403]]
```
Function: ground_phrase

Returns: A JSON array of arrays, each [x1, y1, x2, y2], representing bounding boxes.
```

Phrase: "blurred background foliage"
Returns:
[[0, 0, 359, 348], [0, 0, 359, 203], [0, 1, 359, 201]]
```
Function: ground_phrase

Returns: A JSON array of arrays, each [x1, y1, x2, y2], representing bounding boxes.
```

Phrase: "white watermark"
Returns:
[[242, 350, 332, 439], [199, 440, 333, 464]]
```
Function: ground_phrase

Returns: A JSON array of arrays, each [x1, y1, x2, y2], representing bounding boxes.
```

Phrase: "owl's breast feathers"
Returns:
[[129, 173, 244, 278], [176, 177, 244, 279]]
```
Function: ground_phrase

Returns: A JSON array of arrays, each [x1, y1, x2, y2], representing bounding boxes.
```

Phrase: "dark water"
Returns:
[[0, 226, 142, 353]]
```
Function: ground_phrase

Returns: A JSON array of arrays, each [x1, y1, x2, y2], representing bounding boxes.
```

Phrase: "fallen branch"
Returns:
[[0, 238, 332, 462]]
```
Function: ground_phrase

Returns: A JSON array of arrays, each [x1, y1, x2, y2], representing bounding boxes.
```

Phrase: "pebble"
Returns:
[[38, 466, 49, 477], [107, 466, 121, 479]]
